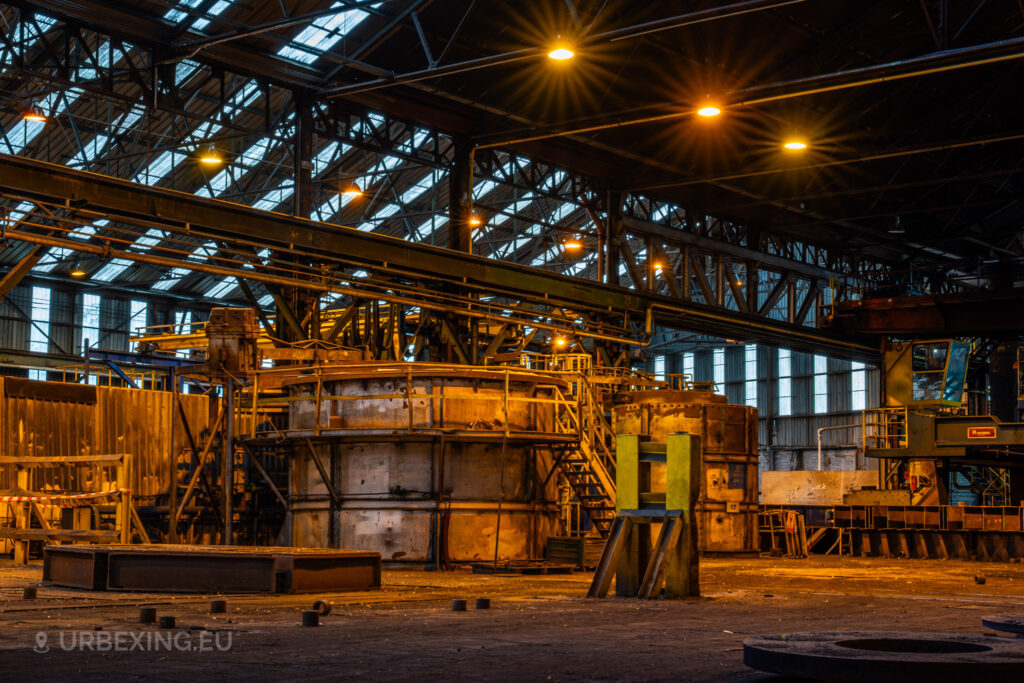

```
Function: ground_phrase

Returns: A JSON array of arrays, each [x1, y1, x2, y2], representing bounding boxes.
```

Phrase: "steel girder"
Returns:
[[0, 153, 877, 359]]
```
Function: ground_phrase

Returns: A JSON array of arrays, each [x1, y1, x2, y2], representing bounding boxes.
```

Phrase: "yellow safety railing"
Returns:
[[54, 366, 161, 388], [862, 407, 908, 450], [240, 362, 579, 441]]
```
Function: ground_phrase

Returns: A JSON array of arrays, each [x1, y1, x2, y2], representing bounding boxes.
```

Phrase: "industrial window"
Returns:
[[814, 355, 828, 414], [277, 5, 375, 64], [851, 361, 866, 411], [778, 348, 792, 416], [81, 294, 101, 352], [683, 352, 695, 385], [713, 348, 725, 391], [745, 344, 757, 408], [28, 286, 51, 353], [654, 355, 665, 381], [128, 300, 148, 352]]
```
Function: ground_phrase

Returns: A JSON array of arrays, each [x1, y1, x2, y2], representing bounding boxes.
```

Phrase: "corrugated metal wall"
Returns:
[[652, 345, 882, 473], [0, 377, 210, 500], [0, 284, 31, 351]]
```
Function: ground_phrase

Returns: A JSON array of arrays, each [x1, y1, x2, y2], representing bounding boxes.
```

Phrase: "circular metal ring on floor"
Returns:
[[983, 614, 1024, 635], [743, 631, 1024, 682]]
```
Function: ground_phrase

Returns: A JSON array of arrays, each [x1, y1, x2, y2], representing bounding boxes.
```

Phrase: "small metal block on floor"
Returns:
[[475, 598, 491, 610], [139, 607, 157, 624], [22, 587, 37, 599], [982, 615, 1024, 636], [210, 599, 227, 614], [743, 631, 1024, 681], [301, 610, 319, 627], [451, 599, 467, 611], [158, 616, 176, 629], [312, 600, 332, 616]]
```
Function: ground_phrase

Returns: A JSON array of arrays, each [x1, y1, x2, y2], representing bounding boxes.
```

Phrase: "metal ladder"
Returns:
[[554, 376, 617, 537]]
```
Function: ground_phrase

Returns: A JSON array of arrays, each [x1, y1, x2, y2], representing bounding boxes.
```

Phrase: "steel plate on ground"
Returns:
[[743, 631, 1024, 682], [107, 549, 277, 593], [43, 546, 109, 590], [273, 550, 381, 593]]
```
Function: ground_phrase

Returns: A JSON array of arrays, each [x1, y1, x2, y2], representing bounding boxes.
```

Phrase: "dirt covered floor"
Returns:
[[2, 555, 1024, 681]]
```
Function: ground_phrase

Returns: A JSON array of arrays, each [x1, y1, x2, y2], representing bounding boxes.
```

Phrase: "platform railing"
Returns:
[[862, 407, 908, 451], [239, 362, 580, 442]]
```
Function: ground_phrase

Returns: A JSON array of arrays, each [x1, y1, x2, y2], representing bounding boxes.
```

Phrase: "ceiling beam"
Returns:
[[0, 153, 877, 360]]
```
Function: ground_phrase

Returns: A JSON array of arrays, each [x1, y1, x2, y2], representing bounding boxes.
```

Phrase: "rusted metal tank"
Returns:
[[284, 364, 569, 563], [612, 389, 759, 554]]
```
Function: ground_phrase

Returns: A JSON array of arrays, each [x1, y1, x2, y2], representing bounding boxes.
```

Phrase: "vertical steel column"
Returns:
[[448, 137, 472, 252], [167, 367, 179, 544], [605, 190, 622, 286], [223, 379, 234, 545], [278, 92, 316, 342]]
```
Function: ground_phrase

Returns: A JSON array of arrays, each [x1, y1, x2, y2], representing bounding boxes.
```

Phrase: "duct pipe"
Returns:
[[816, 423, 861, 471]]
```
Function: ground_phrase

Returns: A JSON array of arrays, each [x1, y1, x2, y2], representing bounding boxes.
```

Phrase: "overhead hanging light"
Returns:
[[564, 238, 583, 251], [469, 215, 483, 227], [548, 36, 575, 61], [553, 336, 568, 348], [70, 262, 87, 278], [340, 181, 363, 198], [198, 144, 222, 165], [783, 140, 808, 151], [22, 102, 47, 123], [697, 105, 721, 118]]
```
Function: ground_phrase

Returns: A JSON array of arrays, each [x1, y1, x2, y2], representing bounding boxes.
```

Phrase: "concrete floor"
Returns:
[[2, 555, 1024, 681]]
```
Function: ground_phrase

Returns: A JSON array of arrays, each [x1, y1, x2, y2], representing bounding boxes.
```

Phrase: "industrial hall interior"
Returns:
[[3, 1, 1024, 681]]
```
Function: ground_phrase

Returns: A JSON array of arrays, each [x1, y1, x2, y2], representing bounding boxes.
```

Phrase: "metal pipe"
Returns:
[[816, 423, 862, 471], [4, 227, 644, 346]]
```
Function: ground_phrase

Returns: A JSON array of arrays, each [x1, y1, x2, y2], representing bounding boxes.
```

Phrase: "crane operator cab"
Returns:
[[883, 339, 970, 411]]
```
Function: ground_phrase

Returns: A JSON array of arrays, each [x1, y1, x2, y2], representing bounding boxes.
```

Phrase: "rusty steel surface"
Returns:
[[743, 631, 1024, 682], [276, 553, 381, 593], [285, 364, 565, 438], [287, 364, 564, 563], [983, 615, 1024, 635], [106, 551, 278, 593], [42, 544, 382, 594], [42, 546, 108, 590], [613, 390, 759, 554], [0, 376, 209, 502]]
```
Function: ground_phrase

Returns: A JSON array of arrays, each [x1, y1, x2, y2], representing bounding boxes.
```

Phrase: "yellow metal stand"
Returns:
[[587, 433, 701, 599]]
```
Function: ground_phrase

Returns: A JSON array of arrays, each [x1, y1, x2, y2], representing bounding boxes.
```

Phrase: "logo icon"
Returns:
[[34, 632, 49, 654]]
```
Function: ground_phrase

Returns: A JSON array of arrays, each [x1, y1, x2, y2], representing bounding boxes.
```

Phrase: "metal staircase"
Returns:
[[554, 375, 618, 537]]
